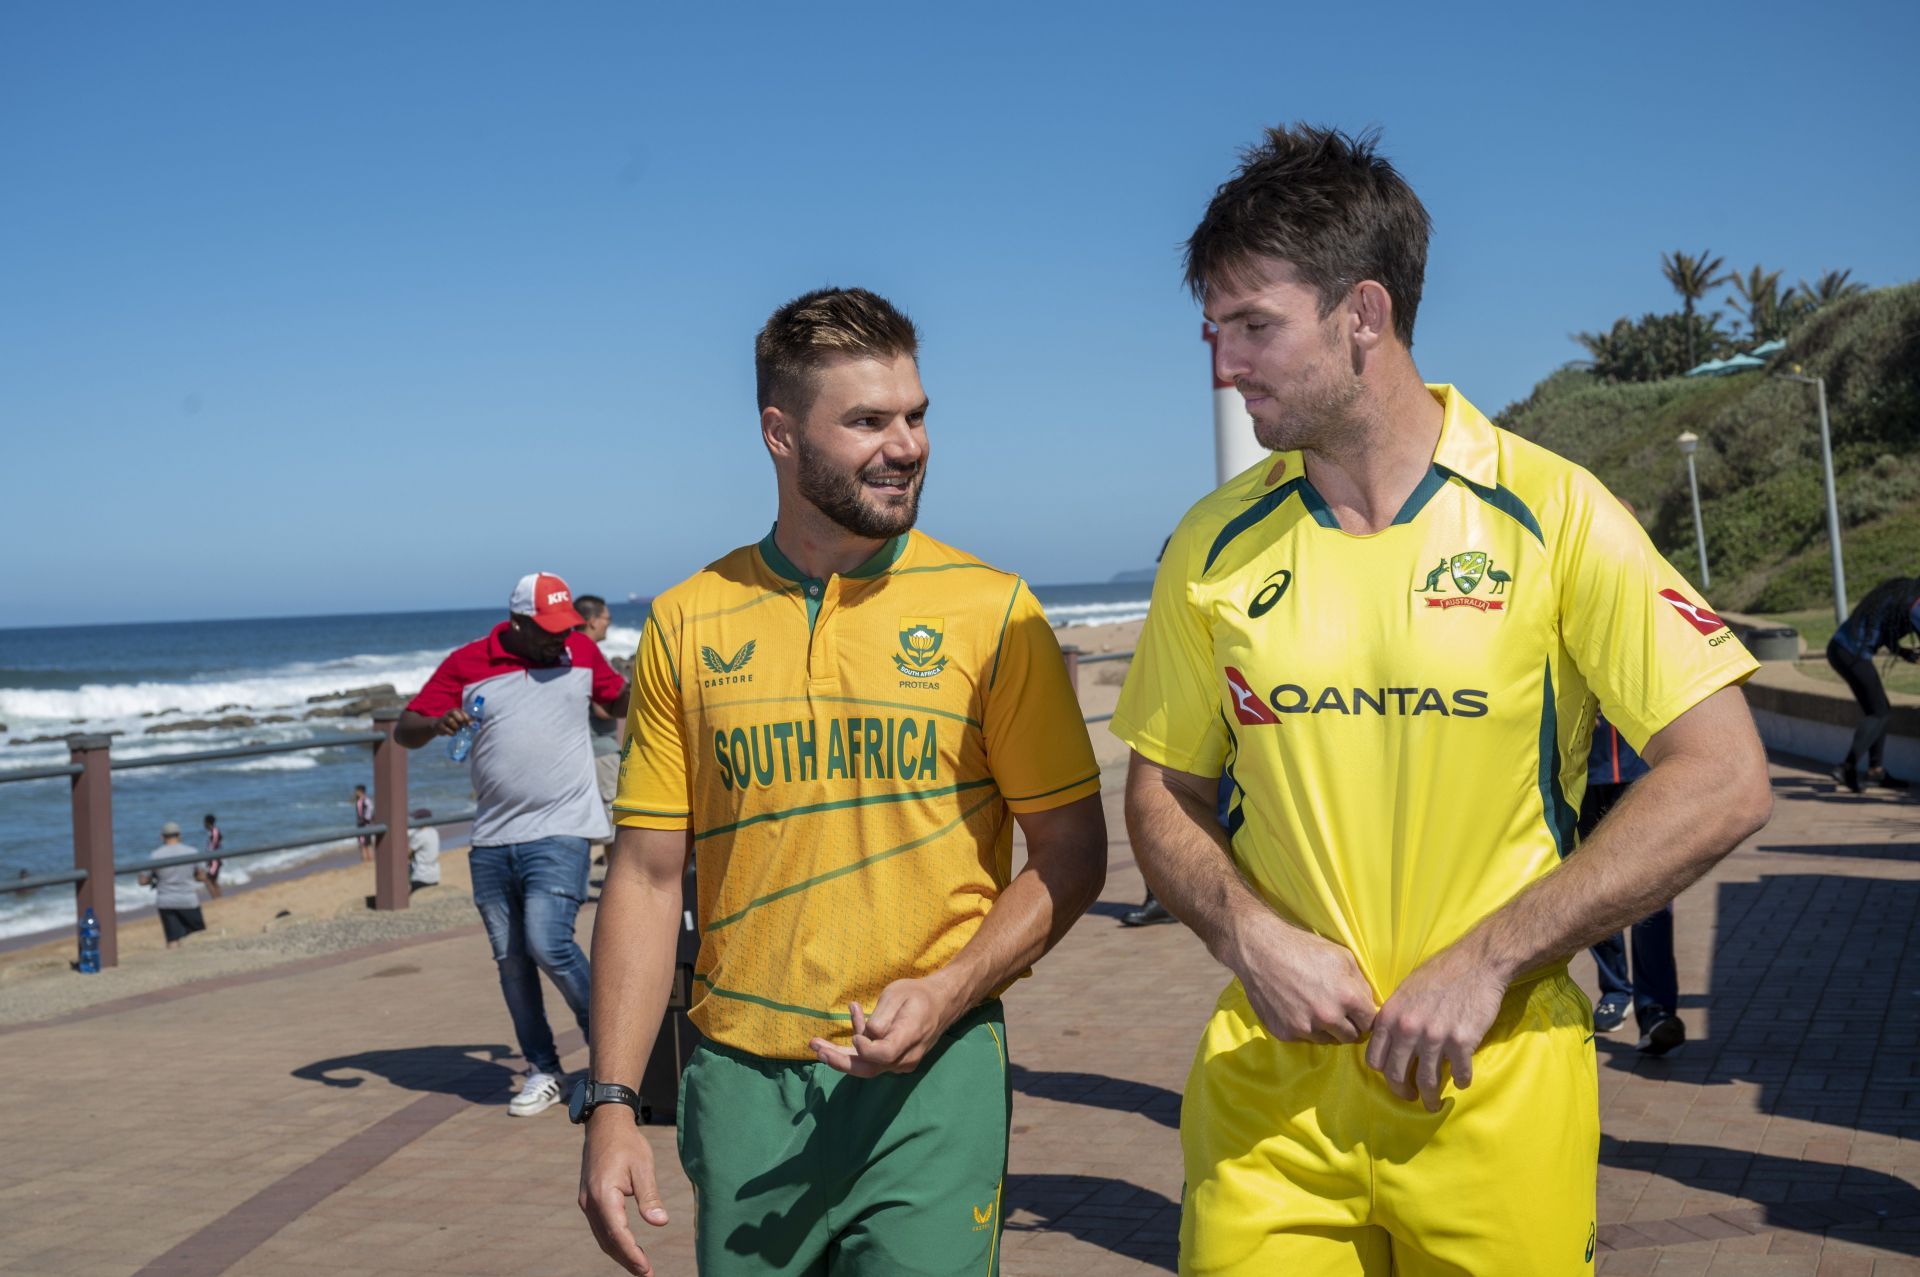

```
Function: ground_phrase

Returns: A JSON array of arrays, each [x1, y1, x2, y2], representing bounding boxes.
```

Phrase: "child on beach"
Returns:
[[137, 821, 207, 949], [353, 785, 374, 862]]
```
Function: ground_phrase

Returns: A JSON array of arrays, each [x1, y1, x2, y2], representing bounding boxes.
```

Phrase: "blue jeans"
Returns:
[[470, 837, 593, 1075]]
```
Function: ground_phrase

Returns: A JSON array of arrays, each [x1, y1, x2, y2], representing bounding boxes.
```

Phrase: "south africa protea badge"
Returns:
[[894, 618, 949, 678]]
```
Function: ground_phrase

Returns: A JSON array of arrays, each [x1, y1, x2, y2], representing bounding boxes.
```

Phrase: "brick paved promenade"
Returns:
[[4, 752, 1919, 1275]]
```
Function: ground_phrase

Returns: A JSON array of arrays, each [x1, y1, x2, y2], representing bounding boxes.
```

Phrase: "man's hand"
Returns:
[[1364, 945, 1507, 1111], [808, 975, 959, 1077], [1229, 913, 1377, 1044], [431, 707, 472, 736], [578, 1110, 670, 1276], [1899, 645, 1920, 665]]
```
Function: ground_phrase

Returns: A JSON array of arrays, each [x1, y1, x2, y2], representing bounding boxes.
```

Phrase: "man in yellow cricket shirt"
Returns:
[[577, 287, 1108, 1276], [1114, 125, 1775, 1275]]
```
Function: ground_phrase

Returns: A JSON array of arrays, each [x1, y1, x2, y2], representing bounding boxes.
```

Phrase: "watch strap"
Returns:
[[570, 1079, 643, 1125]]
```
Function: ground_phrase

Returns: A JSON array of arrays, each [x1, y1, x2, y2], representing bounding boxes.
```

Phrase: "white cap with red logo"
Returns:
[[509, 571, 586, 633]]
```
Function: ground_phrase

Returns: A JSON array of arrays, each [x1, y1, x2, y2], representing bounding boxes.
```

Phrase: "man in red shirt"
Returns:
[[398, 572, 630, 1116]]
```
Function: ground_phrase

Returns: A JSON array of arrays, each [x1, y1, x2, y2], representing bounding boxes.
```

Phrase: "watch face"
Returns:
[[567, 1078, 589, 1124]]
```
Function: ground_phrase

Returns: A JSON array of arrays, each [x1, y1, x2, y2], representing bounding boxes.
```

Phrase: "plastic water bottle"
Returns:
[[78, 908, 101, 974], [447, 695, 485, 762]]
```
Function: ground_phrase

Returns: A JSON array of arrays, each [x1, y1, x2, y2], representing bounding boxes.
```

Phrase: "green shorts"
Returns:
[[678, 999, 1011, 1277]]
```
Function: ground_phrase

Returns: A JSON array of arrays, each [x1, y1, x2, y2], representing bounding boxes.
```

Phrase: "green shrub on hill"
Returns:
[[1499, 281, 1920, 612]]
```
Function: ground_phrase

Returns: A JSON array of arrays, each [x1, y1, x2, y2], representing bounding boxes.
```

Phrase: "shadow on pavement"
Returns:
[[1008, 1063, 1181, 1130], [291, 1044, 519, 1104], [1595, 874, 1920, 1252], [1003, 1172, 1178, 1272]]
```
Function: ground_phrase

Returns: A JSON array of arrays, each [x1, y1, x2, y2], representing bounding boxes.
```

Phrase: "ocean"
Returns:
[[0, 581, 1148, 941]]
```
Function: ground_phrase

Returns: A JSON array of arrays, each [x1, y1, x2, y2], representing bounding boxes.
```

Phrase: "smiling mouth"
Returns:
[[864, 472, 916, 496]]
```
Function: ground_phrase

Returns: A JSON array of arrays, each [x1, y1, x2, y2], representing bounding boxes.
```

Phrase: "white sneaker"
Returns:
[[508, 1071, 564, 1117]]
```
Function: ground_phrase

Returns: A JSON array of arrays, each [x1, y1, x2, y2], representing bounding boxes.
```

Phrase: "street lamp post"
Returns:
[[1778, 368, 1848, 627], [1676, 431, 1710, 589]]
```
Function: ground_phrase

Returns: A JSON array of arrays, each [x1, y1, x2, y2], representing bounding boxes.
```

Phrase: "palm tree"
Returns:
[[1726, 266, 1785, 340], [1799, 269, 1868, 307], [1662, 249, 1729, 369]]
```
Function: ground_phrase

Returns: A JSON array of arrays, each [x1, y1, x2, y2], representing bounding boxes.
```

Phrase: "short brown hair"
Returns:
[[1185, 124, 1432, 347], [755, 287, 921, 413]]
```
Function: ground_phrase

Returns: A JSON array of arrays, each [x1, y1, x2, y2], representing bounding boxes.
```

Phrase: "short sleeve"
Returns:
[[406, 652, 467, 719], [981, 580, 1102, 814], [1556, 472, 1760, 751], [613, 615, 692, 830], [1110, 519, 1227, 776], [568, 632, 628, 704]]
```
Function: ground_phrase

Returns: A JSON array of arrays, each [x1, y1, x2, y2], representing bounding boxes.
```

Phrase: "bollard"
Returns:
[[1061, 645, 1082, 697], [68, 734, 118, 970], [371, 709, 410, 910]]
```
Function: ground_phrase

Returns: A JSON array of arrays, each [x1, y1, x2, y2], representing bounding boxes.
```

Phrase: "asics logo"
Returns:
[[1247, 569, 1292, 619]]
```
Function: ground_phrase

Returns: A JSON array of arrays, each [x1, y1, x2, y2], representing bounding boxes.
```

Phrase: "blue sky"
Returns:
[[5, 1, 1917, 628]]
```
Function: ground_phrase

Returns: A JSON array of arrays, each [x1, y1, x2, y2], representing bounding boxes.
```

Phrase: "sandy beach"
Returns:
[[0, 617, 1141, 1028]]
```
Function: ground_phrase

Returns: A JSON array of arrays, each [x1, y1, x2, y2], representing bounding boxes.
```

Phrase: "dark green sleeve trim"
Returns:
[[1002, 771, 1100, 804], [1205, 478, 1305, 574], [611, 804, 691, 817], [1436, 465, 1545, 546], [987, 578, 1024, 689]]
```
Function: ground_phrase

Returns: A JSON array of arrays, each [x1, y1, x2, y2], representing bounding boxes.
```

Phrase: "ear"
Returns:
[[762, 404, 799, 461], [1349, 281, 1394, 351]]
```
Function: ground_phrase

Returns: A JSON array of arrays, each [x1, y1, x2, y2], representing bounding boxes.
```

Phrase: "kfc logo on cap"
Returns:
[[510, 572, 586, 633]]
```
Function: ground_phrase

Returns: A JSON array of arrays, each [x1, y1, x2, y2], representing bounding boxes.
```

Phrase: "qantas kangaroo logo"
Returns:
[[1225, 667, 1280, 725], [1658, 588, 1726, 636]]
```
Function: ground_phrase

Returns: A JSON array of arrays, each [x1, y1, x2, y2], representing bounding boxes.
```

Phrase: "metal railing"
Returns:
[[4, 643, 1138, 972], [1061, 646, 1134, 726], [0, 711, 423, 970]]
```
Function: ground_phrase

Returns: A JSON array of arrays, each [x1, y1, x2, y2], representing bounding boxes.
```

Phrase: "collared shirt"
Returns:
[[1113, 384, 1757, 998], [408, 622, 627, 846], [616, 527, 1100, 1058]]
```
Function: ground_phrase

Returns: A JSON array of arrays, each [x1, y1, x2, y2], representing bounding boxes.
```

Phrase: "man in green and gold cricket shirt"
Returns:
[[577, 287, 1108, 1277]]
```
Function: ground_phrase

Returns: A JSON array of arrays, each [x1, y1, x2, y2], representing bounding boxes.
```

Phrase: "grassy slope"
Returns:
[[1496, 282, 1920, 614]]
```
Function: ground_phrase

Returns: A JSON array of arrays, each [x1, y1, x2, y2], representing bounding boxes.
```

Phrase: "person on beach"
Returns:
[[407, 807, 441, 890], [396, 572, 630, 1117], [139, 821, 208, 949], [574, 594, 622, 863], [1824, 575, 1920, 793], [352, 784, 374, 862], [202, 813, 224, 899], [1114, 124, 1772, 1274], [577, 287, 1107, 1277]]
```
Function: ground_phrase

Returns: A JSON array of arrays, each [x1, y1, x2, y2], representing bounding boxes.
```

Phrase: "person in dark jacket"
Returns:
[[1826, 576, 1920, 792]]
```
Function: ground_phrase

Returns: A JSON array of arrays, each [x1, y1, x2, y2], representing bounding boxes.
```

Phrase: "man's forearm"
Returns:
[[933, 797, 1106, 1017], [586, 838, 685, 1087], [1124, 758, 1282, 968], [1457, 747, 1770, 983], [394, 712, 439, 750]]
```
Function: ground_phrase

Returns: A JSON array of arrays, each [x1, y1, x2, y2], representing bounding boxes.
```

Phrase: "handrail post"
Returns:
[[1061, 645, 1082, 697], [371, 709, 409, 911], [69, 734, 118, 969]]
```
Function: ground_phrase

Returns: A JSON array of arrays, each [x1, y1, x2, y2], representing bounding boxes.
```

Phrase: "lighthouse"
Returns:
[[1203, 322, 1265, 485]]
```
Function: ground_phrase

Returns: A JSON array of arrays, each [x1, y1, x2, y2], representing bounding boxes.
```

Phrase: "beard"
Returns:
[[1243, 369, 1363, 453], [795, 436, 926, 539]]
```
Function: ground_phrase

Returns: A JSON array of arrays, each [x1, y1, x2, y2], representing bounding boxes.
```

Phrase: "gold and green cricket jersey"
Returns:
[[616, 527, 1100, 1060], [1113, 384, 1759, 1000]]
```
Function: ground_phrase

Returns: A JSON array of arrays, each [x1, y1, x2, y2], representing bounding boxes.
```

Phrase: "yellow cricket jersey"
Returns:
[[1113, 384, 1759, 999], [616, 527, 1101, 1059]]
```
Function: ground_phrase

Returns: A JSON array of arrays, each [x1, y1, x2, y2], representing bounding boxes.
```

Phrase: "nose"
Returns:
[[1212, 331, 1249, 385], [879, 416, 925, 468]]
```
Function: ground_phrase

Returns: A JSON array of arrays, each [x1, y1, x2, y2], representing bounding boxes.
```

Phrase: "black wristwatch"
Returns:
[[568, 1078, 643, 1125]]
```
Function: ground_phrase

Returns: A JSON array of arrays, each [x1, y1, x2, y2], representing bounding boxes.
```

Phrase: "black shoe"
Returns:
[[1122, 897, 1176, 927], [1867, 768, 1911, 791], [1636, 1013, 1686, 1057], [1831, 763, 1864, 794]]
